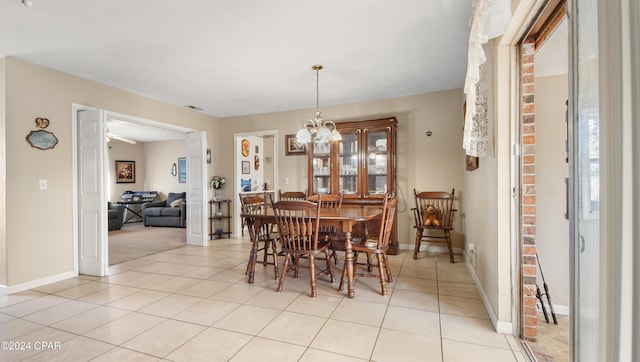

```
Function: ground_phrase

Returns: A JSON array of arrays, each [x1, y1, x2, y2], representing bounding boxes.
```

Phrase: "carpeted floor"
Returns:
[[108, 222, 186, 265]]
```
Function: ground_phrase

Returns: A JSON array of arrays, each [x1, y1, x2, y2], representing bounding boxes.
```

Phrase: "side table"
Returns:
[[209, 199, 232, 239]]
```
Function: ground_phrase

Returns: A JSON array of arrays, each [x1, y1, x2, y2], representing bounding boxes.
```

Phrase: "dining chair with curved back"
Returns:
[[278, 190, 308, 201], [307, 193, 344, 264], [411, 189, 457, 263], [339, 196, 398, 296], [273, 198, 335, 297], [240, 193, 279, 281]]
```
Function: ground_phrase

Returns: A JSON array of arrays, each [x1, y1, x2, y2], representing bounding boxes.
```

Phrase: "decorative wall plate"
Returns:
[[26, 130, 58, 150], [241, 139, 250, 157]]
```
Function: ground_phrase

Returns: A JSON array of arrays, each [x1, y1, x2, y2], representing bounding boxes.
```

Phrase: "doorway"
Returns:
[[73, 105, 206, 276], [233, 130, 279, 236]]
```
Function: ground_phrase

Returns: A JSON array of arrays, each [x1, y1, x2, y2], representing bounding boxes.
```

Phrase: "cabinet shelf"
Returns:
[[209, 200, 232, 239]]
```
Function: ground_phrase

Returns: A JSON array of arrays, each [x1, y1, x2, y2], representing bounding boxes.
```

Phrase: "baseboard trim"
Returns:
[[464, 252, 514, 334], [0, 271, 77, 295], [397, 243, 463, 255]]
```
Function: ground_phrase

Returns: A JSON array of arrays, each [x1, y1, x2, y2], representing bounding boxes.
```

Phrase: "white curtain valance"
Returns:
[[463, 0, 511, 157]]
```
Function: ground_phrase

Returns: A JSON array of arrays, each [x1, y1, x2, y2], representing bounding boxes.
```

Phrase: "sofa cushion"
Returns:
[[144, 207, 182, 217], [170, 198, 185, 208], [167, 192, 186, 205]]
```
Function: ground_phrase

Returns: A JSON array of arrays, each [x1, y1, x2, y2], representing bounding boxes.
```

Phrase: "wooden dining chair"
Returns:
[[411, 189, 456, 263], [278, 190, 307, 201], [273, 198, 335, 297], [339, 196, 398, 296], [308, 193, 344, 264], [240, 193, 279, 281]]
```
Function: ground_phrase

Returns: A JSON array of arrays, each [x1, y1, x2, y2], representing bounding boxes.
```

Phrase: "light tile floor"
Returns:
[[0, 239, 527, 361]]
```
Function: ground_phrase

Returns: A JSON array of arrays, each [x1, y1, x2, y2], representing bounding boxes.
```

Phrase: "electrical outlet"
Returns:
[[284, 178, 289, 185], [39, 179, 48, 190]]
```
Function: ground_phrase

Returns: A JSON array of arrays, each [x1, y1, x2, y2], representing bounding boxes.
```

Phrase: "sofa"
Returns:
[[108, 202, 125, 231], [142, 192, 186, 227]]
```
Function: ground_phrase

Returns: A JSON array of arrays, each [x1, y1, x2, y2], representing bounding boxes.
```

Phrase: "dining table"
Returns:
[[241, 206, 383, 298]]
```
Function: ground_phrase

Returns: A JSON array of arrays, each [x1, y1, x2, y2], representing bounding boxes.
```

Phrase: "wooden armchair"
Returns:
[[273, 199, 335, 297], [411, 189, 457, 263], [240, 193, 278, 282]]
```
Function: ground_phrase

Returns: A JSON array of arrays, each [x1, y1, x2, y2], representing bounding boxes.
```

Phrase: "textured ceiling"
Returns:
[[1, 0, 472, 119]]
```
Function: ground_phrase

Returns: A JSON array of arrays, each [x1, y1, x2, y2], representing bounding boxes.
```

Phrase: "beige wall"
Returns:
[[220, 89, 467, 249], [534, 74, 570, 308], [143, 140, 188, 200], [0, 58, 6, 286], [2, 57, 218, 288], [107, 140, 147, 202]]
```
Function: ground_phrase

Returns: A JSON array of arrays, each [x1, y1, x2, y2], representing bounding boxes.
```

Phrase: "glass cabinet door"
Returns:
[[338, 132, 359, 196], [365, 129, 390, 197], [311, 141, 331, 194]]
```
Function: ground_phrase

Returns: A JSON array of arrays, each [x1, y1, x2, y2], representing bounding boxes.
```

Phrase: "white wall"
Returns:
[[534, 74, 570, 308]]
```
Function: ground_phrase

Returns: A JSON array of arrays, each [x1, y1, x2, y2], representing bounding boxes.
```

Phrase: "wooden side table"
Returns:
[[209, 199, 232, 239]]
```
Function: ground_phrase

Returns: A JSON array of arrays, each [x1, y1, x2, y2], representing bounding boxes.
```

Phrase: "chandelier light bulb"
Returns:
[[21, 0, 32, 7]]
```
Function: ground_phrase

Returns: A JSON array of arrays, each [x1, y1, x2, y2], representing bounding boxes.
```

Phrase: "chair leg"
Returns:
[[338, 257, 348, 291], [376, 253, 387, 296], [271, 240, 279, 279], [413, 230, 422, 259], [277, 253, 290, 292], [324, 249, 335, 283], [384, 254, 393, 283], [445, 230, 455, 263], [309, 255, 317, 297]]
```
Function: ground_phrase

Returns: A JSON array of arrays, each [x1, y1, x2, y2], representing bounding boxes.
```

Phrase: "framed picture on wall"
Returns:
[[242, 161, 250, 174], [285, 134, 306, 155], [178, 157, 186, 183], [116, 160, 135, 183], [465, 155, 479, 171]]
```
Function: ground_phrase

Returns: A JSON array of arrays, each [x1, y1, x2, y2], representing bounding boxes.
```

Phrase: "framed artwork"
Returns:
[[116, 160, 135, 183], [241, 139, 250, 157], [285, 134, 306, 155], [242, 161, 250, 174], [178, 157, 186, 183], [465, 155, 479, 171]]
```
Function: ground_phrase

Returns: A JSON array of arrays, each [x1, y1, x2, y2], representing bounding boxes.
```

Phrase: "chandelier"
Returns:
[[296, 65, 341, 143]]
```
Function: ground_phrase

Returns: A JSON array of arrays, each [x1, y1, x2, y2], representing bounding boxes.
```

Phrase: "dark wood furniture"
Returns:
[[240, 195, 278, 282], [278, 190, 307, 201], [209, 199, 232, 239], [308, 193, 344, 264], [340, 197, 397, 296], [273, 200, 335, 297], [411, 189, 457, 263], [307, 117, 398, 253], [240, 206, 383, 298]]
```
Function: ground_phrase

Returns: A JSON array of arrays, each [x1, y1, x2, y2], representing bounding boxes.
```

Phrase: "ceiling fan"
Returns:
[[106, 131, 136, 144]]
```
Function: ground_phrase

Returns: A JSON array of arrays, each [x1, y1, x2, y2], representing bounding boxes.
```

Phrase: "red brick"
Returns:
[[523, 135, 536, 144], [523, 155, 535, 164], [523, 246, 536, 255], [523, 196, 536, 204], [522, 125, 535, 135], [523, 206, 536, 215], [523, 226, 536, 235], [523, 175, 535, 184], [522, 75, 534, 84], [523, 165, 535, 174], [523, 216, 536, 225], [523, 297, 538, 307]]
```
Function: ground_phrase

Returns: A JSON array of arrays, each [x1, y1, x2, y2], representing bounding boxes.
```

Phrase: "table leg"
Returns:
[[344, 230, 355, 298]]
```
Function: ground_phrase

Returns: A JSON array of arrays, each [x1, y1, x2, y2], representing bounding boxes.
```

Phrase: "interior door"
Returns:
[[77, 109, 108, 276], [186, 131, 208, 246]]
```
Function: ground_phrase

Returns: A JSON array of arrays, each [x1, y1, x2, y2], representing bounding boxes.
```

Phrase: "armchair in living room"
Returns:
[[108, 202, 125, 231], [142, 192, 186, 228]]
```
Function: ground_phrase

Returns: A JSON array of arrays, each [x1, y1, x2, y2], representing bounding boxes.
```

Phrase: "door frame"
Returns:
[[233, 130, 279, 236], [72, 104, 202, 275]]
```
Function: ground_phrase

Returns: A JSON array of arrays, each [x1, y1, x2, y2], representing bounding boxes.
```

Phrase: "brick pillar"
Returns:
[[521, 42, 538, 342]]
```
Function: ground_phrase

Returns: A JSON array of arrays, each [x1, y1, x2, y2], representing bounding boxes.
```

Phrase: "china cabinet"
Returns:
[[307, 117, 398, 252]]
